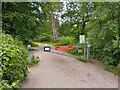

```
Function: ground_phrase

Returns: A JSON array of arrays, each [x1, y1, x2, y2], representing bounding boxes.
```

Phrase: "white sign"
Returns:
[[45, 47, 50, 51], [44, 46, 51, 52], [79, 35, 85, 44]]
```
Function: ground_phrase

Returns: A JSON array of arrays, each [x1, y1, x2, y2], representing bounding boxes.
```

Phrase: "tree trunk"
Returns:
[[51, 13, 59, 42]]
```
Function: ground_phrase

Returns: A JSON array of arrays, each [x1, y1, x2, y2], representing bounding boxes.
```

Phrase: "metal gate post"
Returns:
[[28, 45, 33, 61], [87, 46, 90, 59], [87, 44, 91, 60], [84, 44, 86, 59]]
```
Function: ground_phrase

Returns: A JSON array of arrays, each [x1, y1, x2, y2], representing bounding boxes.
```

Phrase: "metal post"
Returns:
[[28, 50, 33, 61], [28, 45, 33, 61], [87, 44, 91, 60], [62, 50, 65, 55], [87, 47, 90, 59], [84, 44, 86, 59]]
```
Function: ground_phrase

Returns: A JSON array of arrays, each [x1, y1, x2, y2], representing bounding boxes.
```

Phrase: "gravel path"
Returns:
[[22, 44, 118, 88]]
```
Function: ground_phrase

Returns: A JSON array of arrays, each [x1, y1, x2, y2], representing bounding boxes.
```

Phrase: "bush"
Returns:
[[0, 31, 28, 89], [105, 65, 118, 75], [59, 36, 75, 45], [54, 42, 65, 46], [40, 33, 52, 42], [30, 42, 39, 47], [66, 49, 79, 55], [65, 44, 84, 57], [34, 33, 52, 42]]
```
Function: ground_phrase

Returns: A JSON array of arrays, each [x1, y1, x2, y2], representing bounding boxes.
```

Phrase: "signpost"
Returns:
[[79, 35, 86, 59], [79, 35, 85, 44]]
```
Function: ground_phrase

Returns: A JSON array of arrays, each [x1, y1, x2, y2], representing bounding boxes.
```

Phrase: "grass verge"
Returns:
[[105, 65, 118, 75]]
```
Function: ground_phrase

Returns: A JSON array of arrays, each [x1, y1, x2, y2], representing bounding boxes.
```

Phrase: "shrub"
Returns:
[[105, 65, 118, 75], [66, 49, 79, 55], [66, 36, 75, 44], [40, 33, 52, 42], [30, 42, 39, 47], [59, 36, 75, 45], [0, 31, 28, 89], [34, 33, 52, 42], [54, 42, 65, 46]]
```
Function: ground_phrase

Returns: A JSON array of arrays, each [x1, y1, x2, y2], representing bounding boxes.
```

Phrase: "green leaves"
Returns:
[[0, 31, 28, 89], [59, 2, 119, 75], [2, 2, 57, 44]]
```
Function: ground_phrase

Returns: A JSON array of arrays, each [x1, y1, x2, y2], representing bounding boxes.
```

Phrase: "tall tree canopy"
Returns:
[[59, 2, 120, 66], [2, 2, 57, 44]]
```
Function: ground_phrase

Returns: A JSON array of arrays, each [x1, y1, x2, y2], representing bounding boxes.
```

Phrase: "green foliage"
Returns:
[[41, 33, 52, 42], [30, 42, 39, 47], [66, 49, 79, 55], [59, 22, 73, 36], [36, 33, 52, 42], [2, 2, 57, 44], [66, 44, 84, 58], [59, 2, 120, 74], [59, 36, 75, 45], [59, 36, 68, 45], [28, 56, 40, 67], [2, 2, 120, 76], [54, 42, 65, 46], [103, 56, 119, 66], [87, 2, 119, 73], [54, 36, 75, 46], [105, 65, 118, 75], [0, 31, 28, 89]]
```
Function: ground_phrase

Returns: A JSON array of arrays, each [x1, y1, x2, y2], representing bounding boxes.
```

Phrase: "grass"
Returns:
[[36, 42, 56, 46], [105, 65, 118, 75]]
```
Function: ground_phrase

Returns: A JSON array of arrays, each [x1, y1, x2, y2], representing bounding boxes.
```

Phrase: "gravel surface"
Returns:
[[22, 44, 118, 88]]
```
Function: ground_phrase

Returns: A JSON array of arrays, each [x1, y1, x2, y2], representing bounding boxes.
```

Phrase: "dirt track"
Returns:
[[22, 44, 118, 88]]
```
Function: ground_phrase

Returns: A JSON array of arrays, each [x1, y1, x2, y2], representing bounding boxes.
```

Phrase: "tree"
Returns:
[[2, 2, 57, 44], [59, 2, 120, 68]]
